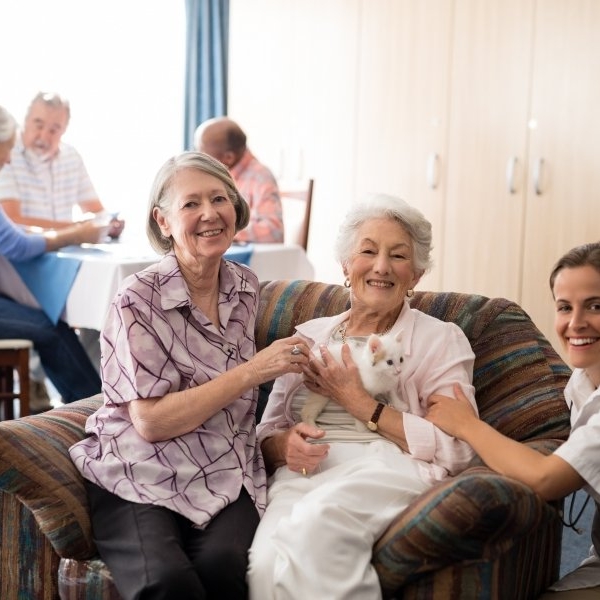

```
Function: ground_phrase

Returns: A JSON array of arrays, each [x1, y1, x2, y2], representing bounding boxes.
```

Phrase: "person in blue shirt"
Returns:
[[0, 104, 103, 408]]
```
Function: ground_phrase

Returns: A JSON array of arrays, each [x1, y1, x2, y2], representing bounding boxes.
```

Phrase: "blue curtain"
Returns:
[[184, 0, 229, 150]]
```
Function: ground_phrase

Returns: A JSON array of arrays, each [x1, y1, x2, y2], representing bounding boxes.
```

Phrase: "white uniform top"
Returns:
[[551, 368, 600, 590]]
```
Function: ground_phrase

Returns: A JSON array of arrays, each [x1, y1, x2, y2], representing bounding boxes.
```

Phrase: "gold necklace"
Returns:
[[338, 320, 393, 344]]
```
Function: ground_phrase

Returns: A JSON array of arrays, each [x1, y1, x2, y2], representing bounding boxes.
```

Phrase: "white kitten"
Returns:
[[301, 330, 407, 431]]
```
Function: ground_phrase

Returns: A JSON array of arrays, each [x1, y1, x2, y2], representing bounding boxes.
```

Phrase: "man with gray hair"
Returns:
[[0, 95, 118, 408], [0, 92, 124, 237], [0, 104, 103, 412]]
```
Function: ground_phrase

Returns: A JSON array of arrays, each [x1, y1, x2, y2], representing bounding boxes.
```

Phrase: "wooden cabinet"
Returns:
[[441, 0, 600, 350], [440, 0, 536, 300], [521, 0, 600, 351], [354, 1, 454, 291], [228, 0, 600, 347]]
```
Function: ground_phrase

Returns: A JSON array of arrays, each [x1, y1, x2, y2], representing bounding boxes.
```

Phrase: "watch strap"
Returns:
[[366, 402, 385, 431]]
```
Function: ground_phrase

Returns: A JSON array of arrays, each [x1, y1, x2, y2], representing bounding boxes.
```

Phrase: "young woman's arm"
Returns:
[[426, 384, 584, 500]]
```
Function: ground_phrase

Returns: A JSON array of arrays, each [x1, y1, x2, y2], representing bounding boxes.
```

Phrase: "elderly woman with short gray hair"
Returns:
[[248, 194, 477, 600], [70, 151, 310, 600]]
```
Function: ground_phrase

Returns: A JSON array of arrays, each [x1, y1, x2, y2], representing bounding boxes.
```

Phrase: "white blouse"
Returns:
[[550, 369, 600, 591]]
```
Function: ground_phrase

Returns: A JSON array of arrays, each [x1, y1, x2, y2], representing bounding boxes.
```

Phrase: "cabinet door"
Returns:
[[441, 0, 535, 299], [521, 0, 600, 350], [354, 0, 453, 291]]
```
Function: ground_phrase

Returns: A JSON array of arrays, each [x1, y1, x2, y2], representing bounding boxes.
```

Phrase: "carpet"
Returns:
[[560, 491, 595, 578]]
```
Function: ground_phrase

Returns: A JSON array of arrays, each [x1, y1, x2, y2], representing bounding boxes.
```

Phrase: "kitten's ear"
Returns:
[[367, 333, 382, 351], [367, 334, 383, 365]]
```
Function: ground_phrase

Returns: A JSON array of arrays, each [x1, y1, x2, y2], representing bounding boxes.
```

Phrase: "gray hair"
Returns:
[[27, 91, 71, 123], [146, 151, 251, 254], [0, 105, 17, 143], [334, 194, 433, 273]]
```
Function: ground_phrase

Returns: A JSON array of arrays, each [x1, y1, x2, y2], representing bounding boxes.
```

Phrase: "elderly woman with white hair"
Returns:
[[0, 104, 105, 405], [248, 194, 478, 600]]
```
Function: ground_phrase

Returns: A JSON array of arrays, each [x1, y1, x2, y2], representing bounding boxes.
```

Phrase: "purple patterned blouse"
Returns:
[[69, 252, 266, 527]]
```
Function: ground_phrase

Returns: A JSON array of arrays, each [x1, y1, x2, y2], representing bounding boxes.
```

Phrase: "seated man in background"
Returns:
[[0, 104, 102, 412], [194, 116, 283, 243], [0, 92, 123, 407], [0, 91, 124, 236]]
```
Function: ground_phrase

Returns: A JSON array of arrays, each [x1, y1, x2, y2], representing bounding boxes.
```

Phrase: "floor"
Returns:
[[560, 491, 595, 577]]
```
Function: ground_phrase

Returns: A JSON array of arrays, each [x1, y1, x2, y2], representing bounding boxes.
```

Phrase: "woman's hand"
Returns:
[[76, 220, 110, 244], [277, 423, 329, 475], [107, 216, 125, 239], [302, 344, 365, 407], [426, 383, 479, 439], [246, 337, 311, 385]]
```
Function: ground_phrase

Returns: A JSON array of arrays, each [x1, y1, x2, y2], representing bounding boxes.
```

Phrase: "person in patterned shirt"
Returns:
[[69, 151, 310, 600], [194, 116, 284, 243], [0, 104, 103, 406], [0, 91, 124, 237], [0, 92, 125, 409]]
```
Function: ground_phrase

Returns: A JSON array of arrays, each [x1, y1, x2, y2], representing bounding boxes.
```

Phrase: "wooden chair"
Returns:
[[280, 179, 314, 251], [0, 339, 32, 420]]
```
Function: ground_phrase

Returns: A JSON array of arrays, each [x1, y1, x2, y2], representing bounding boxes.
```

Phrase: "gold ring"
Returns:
[[301, 467, 307, 476]]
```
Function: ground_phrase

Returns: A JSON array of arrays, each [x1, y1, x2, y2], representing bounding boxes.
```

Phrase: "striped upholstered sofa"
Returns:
[[0, 280, 570, 599]]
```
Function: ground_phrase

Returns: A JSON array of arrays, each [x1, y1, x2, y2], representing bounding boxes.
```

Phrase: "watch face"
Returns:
[[366, 421, 377, 432]]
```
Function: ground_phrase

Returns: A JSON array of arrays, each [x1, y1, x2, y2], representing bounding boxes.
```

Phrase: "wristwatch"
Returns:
[[366, 402, 385, 432]]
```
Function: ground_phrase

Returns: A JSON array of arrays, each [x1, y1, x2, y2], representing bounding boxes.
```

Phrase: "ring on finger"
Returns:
[[291, 345, 302, 356], [301, 467, 307, 476]]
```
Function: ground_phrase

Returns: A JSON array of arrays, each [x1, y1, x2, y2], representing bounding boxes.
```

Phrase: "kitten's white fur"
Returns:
[[301, 330, 407, 431]]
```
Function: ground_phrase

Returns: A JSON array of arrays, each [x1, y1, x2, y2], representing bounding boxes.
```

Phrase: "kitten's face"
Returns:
[[365, 333, 403, 374]]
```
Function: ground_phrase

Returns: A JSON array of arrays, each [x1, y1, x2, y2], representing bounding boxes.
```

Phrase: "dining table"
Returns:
[[0, 240, 315, 331]]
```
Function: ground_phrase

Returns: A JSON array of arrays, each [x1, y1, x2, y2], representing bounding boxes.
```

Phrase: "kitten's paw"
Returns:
[[355, 419, 369, 433]]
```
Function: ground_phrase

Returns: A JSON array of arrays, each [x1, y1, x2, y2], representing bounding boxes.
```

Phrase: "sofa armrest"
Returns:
[[372, 459, 563, 598], [0, 395, 102, 560]]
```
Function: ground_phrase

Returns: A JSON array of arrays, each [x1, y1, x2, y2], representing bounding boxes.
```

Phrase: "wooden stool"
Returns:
[[0, 339, 32, 420]]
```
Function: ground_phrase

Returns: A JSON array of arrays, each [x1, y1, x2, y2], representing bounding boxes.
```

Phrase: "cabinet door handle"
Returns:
[[426, 153, 440, 189], [533, 158, 545, 195], [506, 156, 518, 194]]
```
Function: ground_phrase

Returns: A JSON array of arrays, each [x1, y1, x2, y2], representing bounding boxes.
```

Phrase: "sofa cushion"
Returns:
[[372, 463, 562, 595], [0, 395, 103, 559]]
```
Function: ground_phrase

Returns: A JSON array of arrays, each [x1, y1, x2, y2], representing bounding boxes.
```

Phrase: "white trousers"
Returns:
[[247, 441, 431, 600]]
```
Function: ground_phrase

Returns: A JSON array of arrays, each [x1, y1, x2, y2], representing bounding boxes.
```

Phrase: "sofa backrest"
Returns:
[[256, 280, 571, 445]]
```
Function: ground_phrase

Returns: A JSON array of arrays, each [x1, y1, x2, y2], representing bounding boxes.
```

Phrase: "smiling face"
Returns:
[[153, 167, 237, 266], [345, 217, 422, 314], [22, 100, 69, 159], [553, 264, 600, 387]]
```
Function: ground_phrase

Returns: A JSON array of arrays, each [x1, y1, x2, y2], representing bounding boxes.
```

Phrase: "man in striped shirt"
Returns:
[[0, 92, 123, 409], [0, 91, 124, 238]]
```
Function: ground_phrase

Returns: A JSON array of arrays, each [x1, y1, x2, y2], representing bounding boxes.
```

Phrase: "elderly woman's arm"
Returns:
[[257, 374, 330, 475], [304, 348, 410, 450], [128, 336, 310, 442], [306, 322, 477, 476], [427, 385, 585, 500]]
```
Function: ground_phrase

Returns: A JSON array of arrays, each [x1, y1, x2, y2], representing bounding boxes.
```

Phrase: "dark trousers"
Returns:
[[85, 480, 260, 600], [0, 295, 101, 402]]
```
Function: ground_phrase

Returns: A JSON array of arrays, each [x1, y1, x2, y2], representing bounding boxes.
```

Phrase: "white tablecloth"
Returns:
[[65, 243, 315, 328], [0, 243, 314, 330]]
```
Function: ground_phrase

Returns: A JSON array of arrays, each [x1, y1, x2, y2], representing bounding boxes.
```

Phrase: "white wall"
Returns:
[[0, 0, 186, 241]]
